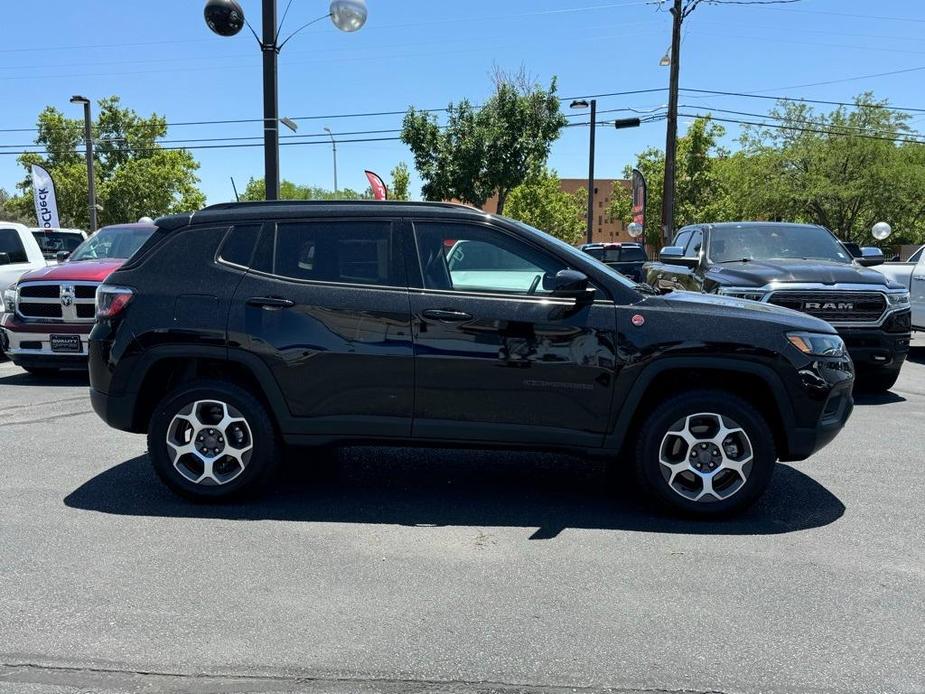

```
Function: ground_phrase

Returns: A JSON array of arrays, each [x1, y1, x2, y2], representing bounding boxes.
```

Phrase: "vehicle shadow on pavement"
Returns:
[[0, 370, 89, 387], [64, 448, 845, 538], [906, 345, 925, 365]]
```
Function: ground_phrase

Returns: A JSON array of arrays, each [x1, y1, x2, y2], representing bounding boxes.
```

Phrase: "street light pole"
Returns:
[[570, 98, 597, 245], [324, 127, 338, 194], [661, 0, 683, 246], [70, 96, 97, 232], [204, 0, 367, 201], [262, 0, 280, 200]]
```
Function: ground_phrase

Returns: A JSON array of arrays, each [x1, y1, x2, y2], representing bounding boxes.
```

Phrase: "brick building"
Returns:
[[469, 178, 633, 244]]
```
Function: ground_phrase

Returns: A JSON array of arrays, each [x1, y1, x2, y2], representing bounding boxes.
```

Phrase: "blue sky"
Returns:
[[2, 0, 925, 209]]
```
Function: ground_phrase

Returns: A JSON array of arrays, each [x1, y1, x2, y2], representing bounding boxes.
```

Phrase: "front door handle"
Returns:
[[247, 296, 295, 310], [421, 308, 473, 322]]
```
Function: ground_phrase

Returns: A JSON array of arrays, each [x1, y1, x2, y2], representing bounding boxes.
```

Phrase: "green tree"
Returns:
[[730, 93, 925, 245], [390, 162, 411, 201], [401, 72, 567, 213], [11, 97, 204, 228], [240, 178, 372, 201], [609, 117, 727, 247], [504, 169, 585, 244], [0, 188, 31, 224]]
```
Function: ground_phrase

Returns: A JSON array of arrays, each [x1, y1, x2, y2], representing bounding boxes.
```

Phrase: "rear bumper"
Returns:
[[90, 387, 137, 432]]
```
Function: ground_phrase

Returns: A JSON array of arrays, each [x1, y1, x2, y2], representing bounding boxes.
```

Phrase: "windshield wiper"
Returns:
[[635, 282, 661, 295], [716, 258, 754, 264]]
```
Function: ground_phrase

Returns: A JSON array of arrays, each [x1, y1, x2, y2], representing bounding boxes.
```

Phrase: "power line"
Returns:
[[681, 87, 925, 114]]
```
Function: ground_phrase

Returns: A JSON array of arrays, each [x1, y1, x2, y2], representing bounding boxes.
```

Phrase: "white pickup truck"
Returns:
[[876, 245, 925, 331], [1, 222, 47, 298]]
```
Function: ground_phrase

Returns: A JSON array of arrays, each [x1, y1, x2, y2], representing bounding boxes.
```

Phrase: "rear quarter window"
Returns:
[[0, 229, 28, 264]]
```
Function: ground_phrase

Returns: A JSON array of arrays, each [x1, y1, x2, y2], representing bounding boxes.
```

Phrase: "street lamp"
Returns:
[[570, 99, 596, 245], [323, 127, 338, 194], [69, 95, 97, 232], [204, 0, 367, 200]]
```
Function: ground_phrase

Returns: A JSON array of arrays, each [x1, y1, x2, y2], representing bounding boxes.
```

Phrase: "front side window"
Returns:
[[414, 222, 566, 295], [909, 247, 924, 264], [70, 226, 154, 261], [0, 229, 28, 265], [257, 220, 401, 286], [685, 230, 703, 256], [673, 230, 692, 251], [31, 231, 84, 257]]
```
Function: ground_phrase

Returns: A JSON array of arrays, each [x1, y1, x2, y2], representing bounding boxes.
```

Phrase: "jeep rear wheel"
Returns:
[[634, 390, 776, 516], [147, 380, 279, 501]]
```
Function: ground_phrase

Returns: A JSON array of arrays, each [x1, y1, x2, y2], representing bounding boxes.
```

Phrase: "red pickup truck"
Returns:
[[1, 223, 154, 375]]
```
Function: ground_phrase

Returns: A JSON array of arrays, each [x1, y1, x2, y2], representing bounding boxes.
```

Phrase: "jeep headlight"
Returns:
[[787, 332, 846, 357], [886, 291, 910, 307], [717, 287, 768, 302], [1, 287, 16, 314]]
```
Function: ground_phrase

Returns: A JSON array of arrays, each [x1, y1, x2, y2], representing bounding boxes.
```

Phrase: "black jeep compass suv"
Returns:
[[89, 201, 854, 516]]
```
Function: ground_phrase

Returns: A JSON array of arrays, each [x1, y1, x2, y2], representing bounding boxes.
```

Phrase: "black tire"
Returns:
[[22, 366, 60, 377], [854, 369, 900, 394], [147, 379, 279, 501], [633, 389, 777, 517]]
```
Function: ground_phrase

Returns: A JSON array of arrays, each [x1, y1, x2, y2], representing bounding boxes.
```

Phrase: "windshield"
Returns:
[[501, 217, 639, 290], [69, 226, 154, 262], [708, 224, 851, 264], [31, 231, 84, 257]]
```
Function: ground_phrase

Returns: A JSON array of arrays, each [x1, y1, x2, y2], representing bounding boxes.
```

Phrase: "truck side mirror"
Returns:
[[857, 247, 884, 267], [56, 250, 70, 263], [660, 245, 699, 269], [0, 252, 10, 266]]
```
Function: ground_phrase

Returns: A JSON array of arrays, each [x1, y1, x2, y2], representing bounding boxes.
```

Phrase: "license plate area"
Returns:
[[50, 334, 82, 353]]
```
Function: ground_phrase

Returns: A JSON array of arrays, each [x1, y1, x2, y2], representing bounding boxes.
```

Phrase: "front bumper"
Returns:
[[836, 323, 911, 372], [0, 314, 92, 366]]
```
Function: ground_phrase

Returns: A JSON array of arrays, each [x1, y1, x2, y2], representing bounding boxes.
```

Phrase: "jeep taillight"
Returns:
[[96, 285, 134, 319]]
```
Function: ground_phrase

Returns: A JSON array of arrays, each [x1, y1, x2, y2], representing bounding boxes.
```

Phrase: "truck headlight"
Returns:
[[787, 332, 846, 357], [717, 287, 768, 302], [886, 291, 910, 307], [1, 287, 16, 314]]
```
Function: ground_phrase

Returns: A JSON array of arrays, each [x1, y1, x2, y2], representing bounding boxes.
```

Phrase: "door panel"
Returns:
[[408, 220, 618, 447], [228, 219, 413, 437], [912, 258, 925, 328]]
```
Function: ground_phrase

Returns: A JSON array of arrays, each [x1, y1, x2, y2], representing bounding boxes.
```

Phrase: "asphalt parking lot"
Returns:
[[1, 346, 923, 694]]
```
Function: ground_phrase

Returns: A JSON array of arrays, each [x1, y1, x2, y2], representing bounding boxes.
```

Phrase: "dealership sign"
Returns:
[[31, 164, 61, 228]]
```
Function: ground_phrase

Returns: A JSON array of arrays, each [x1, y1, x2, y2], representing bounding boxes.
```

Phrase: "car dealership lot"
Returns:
[[0, 348, 923, 694]]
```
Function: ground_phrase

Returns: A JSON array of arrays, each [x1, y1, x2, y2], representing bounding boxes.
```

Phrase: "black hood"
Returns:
[[707, 258, 892, 288], [660, 290, 833, 333]]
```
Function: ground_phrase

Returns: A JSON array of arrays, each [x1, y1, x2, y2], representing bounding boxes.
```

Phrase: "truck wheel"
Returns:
[[633, 390, 776, 517], [147, 380, 279, 501], [854, 369, 900, 393]]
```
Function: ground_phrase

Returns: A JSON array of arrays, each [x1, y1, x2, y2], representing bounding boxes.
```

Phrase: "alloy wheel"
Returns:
[[165, 399, 254, 486], [658, 412, 754, 503]]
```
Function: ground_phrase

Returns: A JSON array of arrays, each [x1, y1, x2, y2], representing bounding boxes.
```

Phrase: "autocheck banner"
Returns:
[[31, 164, 61, 228]]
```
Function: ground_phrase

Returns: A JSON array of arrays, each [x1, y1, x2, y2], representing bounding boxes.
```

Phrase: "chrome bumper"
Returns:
[[0, 326, 89, 357]]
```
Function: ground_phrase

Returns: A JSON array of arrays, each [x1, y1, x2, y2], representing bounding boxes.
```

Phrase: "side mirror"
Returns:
[[551, 269, 595, 303], [56, 250, 70, 263], [857, 247, 885, 267], [659, 245, 699, 268], [0, 252, 10, 266]]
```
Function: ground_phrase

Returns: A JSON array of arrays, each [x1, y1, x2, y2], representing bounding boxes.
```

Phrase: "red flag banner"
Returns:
[[365, 170, 388, 200]]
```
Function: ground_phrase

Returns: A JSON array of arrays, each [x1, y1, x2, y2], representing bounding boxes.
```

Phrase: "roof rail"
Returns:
[[198, 199, 479, 213]]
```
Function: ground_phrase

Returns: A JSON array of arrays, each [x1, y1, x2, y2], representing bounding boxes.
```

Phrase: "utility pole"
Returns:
[[70, 96, 97, 232], [586, 98, 597, 244], [661, 0, 683, 246], [261, 0, 280, 201]]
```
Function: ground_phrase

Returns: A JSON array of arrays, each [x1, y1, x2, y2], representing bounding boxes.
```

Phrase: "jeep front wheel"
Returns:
[[147, 380, 279, 501], [634, 390, 776, 516]]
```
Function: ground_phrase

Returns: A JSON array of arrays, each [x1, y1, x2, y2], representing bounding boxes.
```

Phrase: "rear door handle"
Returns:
[[421, 308, 473, 322], [247, 296, 295, 310]]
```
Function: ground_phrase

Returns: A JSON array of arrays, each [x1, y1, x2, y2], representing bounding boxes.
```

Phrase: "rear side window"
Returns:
[[0, 229, 28, 264], [218, 224, 262, 267], [621, 247, 646, 262], [255, 220, 403, 286]]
